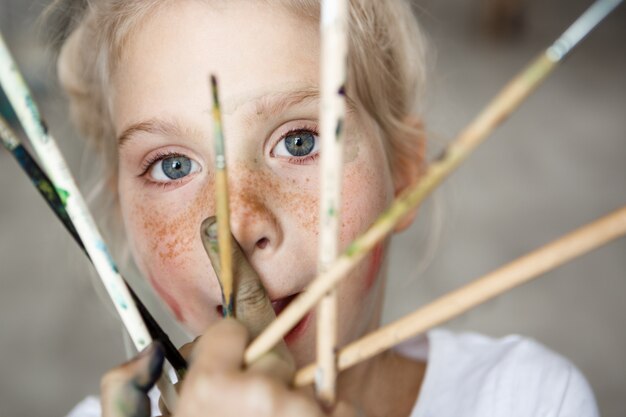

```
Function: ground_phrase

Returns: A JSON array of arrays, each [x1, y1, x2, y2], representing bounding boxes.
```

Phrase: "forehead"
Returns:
[[110, 0, 320, 133]]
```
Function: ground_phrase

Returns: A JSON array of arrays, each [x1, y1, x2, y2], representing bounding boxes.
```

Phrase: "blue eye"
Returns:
[[149, 155, 200, 182], [274, 130, 319, 158]]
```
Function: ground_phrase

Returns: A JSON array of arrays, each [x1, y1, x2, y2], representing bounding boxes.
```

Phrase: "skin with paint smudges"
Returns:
[[111, 1, 424, 415]]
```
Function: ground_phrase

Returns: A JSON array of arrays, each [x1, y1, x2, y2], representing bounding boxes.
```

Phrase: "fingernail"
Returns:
[[137, 342, 156, 359], [202, 216, 218, 242], [147, 342, 165, 381], [134, 341, 165, 391]]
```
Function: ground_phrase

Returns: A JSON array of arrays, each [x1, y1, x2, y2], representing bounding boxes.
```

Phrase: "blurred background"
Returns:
[[0, 0, 624, 416]]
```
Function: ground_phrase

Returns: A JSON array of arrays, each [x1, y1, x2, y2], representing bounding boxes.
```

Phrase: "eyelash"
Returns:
[[139, 150, 195, 189], [139, 150, 185, 176], [138, 124, 319, 187], [272, 125, 320, 165]]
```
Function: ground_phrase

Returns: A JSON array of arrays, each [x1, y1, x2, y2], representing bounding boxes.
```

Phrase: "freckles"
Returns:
[[231, 169, 276, 219], [136, 182, 213, 266], [231, 167, 319, 233], [284, 187, 318, 232], [339, 164, 383, 243], [128, 182, 217, 327]]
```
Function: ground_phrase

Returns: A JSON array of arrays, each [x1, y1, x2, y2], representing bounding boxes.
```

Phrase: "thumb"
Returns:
[[201, 216, 295, 381], [201, 216, 275, 337], [100, 342, 164, 417]]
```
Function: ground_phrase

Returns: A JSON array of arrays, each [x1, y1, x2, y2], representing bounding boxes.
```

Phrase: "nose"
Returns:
[[227, 174, 283, 258]]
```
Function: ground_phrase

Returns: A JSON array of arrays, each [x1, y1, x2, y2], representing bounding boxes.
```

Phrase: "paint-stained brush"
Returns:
[[316, 0, 349, 405], [0, 32, 178, 408], [210, 75, 235, 318], [294, 205, 626, 386], [0, 114, 187, 377], [243, 0, 624, 365], [0, 29, 151, 358]]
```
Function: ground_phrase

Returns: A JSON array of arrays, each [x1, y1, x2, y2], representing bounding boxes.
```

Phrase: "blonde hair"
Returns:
[[44, 0, 428, 254]]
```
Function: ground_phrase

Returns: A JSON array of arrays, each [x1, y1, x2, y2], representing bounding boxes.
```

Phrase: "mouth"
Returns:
[[271, 293, 298, 315], [216, 292, 311, 344]]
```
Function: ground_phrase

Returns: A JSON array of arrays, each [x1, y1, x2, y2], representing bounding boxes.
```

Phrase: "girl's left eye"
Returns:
[[148, 155, 201, 182], [273, 130, 319, 160]]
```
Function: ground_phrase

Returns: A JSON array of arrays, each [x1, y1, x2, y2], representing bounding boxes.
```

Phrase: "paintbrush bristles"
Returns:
[[294, 206, 626, 386], [210, 75, 234, 317]]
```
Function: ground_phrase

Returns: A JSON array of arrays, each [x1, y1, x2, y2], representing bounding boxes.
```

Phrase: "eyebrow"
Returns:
[[117, 87, 358, 146], [117, 118, 191, 148], [223, 86, 357, 120]]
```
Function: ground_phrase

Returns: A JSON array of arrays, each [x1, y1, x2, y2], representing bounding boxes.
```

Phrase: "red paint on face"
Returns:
[[364, 243, 385, 290], [148, 274, 184, 322]]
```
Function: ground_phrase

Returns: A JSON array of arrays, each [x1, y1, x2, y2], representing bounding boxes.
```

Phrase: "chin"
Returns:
[[281, 309, 317, 367]]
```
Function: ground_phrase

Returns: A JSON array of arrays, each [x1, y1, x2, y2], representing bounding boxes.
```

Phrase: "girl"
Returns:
[[45, 0, 598, 416]]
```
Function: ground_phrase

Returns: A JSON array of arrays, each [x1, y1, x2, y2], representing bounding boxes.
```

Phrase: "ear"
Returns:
[[392, 115, 426, 233]]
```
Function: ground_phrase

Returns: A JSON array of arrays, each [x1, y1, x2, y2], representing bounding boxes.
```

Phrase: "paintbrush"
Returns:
[[209, 75, 235, 318], [0, 30, 151, 354], [0, 32, 178, 408], [316, 0, 349, 404], [294, 205, 626, 385], [243, 0, 624, 365], [0, 114, 187, 377]]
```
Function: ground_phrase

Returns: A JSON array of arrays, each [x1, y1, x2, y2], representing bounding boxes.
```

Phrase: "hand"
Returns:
[[100, 341, 165, 417], [100, 216, 323, 416], [172, 318, 322, 417]]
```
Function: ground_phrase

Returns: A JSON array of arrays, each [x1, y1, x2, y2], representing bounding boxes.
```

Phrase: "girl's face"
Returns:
[[112, 0, 399, 365]]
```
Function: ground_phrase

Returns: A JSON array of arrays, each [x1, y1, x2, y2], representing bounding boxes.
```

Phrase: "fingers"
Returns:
[[201, 216, 295, 380], [175, 321, 322, 417], [187, 318, 248, 374], [200, 216, 276, 338], [246, 348, 295, 384], [177, 337, 199, 362], [101, 342, 164, 417]]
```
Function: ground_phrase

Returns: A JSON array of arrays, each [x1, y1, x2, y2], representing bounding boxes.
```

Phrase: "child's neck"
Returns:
[[335, 349, 426, 417], [334, 266, 425, 417], [334, 351, 426, 417]]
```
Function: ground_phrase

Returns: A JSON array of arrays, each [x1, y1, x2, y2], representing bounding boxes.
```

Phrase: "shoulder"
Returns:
[[408, 329, 598, 417]]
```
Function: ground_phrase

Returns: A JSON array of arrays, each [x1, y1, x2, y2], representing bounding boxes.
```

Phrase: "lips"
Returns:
[[215, 292, 299, 318], [271, 293, 298, 316], [216, 292, 309, 343]]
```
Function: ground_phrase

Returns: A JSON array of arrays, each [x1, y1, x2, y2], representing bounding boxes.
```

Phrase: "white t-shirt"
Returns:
[[67, 329, 599, 417]]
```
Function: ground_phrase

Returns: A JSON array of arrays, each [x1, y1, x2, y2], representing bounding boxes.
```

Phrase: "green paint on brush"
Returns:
[[345, 242, 360, 257], [1, 103, 189, 377], [55, 187, 70, 206]]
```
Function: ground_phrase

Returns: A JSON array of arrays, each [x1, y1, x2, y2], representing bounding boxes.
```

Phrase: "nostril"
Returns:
[[256, 237, 269, 249]]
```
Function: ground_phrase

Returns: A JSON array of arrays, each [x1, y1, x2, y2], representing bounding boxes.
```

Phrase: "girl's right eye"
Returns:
[[147, 154, 201, 182], [272, 129, 320, 162]]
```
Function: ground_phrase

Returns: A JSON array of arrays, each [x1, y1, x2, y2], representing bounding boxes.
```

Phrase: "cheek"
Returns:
[[364, 242, 385, 291], [120, 181, 217, 325], [338, 150, 393, 295], [147, 273, 184, 321], [339, 161, 392, 245], [133, 184, 209, 267]]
